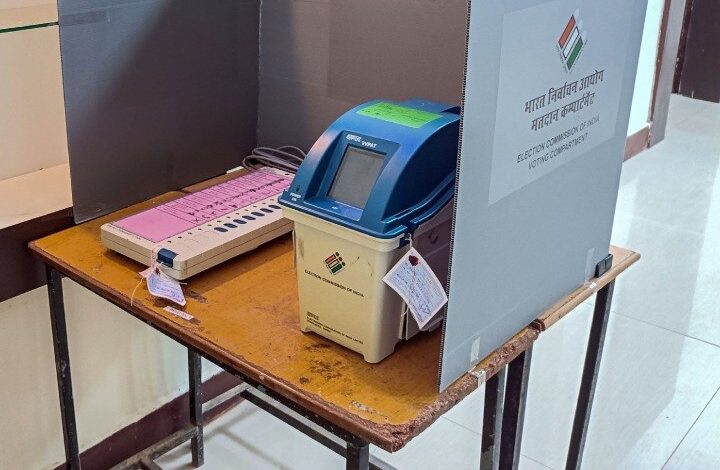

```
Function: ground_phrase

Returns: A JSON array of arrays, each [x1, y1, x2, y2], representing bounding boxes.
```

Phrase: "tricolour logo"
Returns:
[[558, 11, 586, 71], [325, 252, 346, 275]]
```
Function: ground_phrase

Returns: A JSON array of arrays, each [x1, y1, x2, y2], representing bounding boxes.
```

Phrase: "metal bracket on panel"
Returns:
[[471, 369, 487, 388], [594, 254, 613, 278]]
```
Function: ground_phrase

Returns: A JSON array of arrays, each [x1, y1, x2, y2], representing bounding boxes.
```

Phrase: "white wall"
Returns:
[[628, 0, 665, 136], [0, 282, 222, 469], [0, 0, 54, 7], [0, 23, 68, 180]]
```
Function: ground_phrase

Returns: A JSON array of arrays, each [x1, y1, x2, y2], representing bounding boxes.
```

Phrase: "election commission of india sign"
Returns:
[[488, 1, 633, 205]]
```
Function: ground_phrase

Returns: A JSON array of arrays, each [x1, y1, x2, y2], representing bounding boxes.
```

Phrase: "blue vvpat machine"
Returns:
[[280, 99, 461, 362]]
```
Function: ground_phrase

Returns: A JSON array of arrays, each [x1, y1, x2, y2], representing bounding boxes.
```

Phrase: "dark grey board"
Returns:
[[677, 0, 720, 102], [60, 0, 260, 222], [256, 0, 469, 150]]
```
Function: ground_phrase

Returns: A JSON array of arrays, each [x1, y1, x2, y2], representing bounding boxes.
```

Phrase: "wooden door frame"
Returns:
[[625, 0, 688, 160], [648, 0, 691, 146]]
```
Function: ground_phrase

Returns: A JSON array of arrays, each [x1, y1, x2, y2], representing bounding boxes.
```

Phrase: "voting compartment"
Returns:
[[59, 0, 649, 391]]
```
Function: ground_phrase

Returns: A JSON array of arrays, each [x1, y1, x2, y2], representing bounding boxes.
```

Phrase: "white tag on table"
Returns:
[[164, 306, 194, 321], [382, 247, 448, 329], [143, 265, 186, 306]]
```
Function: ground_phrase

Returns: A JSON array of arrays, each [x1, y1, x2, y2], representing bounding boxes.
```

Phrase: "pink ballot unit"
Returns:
[[101, 168, 294, 279]]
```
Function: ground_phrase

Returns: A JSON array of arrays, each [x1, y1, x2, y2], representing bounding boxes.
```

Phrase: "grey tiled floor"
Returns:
[[157, 95, 720, 470]]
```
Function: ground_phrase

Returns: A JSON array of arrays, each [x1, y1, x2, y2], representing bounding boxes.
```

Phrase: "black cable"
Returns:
[[242, 146, 307, 173]]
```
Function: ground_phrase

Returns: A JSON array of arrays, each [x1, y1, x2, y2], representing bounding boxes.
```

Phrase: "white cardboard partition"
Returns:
[[441, 0, 648, 390]]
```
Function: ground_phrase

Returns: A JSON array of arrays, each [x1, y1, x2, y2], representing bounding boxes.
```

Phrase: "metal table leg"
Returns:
[[480, 367, 507, 470], [188, 350, 204, 467], [499, 346, 533, 470], [46, 266, 81, 470], [346, 440, 370, 470], [566, 281, 614, 470]]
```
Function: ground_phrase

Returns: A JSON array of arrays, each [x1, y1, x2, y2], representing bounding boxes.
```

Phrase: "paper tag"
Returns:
[[145, 265, 186, 306], [164, 306, 194, 321], [382, 248, 449, 329], [357, 102, 442, 128]]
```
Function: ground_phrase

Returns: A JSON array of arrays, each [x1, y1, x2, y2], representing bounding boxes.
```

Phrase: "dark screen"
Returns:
[[328, 146, 385, 209]]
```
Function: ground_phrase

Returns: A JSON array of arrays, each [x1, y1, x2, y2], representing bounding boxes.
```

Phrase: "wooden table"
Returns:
[[30, 188, 639, 470]]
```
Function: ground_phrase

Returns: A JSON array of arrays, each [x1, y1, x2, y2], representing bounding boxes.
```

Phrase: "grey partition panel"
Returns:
[[60, 0, 260, 222], [257, 0, 469, 150], [440, 0, 648, 390]]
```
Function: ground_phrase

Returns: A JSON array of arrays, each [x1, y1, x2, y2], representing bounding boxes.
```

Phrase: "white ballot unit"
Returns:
[[101, 168, 294, 280]]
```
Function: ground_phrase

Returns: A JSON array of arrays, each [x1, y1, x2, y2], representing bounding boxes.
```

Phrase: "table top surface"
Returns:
[[29, 180, 640, 452]]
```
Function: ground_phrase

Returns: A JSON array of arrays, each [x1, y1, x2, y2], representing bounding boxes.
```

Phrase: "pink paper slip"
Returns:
[[112, 170, 292, 243]]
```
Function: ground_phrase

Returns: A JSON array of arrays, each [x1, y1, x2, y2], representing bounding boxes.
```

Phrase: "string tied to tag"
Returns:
[[130, 247, 163, 307]]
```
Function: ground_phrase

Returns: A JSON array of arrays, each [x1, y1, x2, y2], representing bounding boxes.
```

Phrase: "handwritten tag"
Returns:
[[382, 248, 448, 329], [144, 265, 186, 306]]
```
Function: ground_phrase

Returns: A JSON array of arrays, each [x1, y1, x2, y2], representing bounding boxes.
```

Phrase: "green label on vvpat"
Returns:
[[357, 102, 443, 128]]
